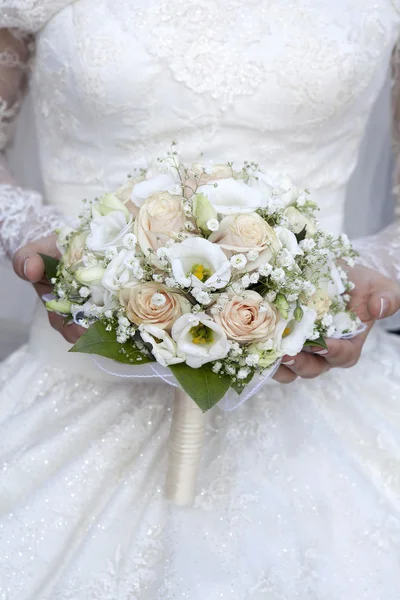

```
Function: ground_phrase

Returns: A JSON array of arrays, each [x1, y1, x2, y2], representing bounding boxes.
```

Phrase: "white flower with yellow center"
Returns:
[[139, 324, 186, 367], [278, 305, 317, 356], [172, 313, 230, 368], [166, 237, 231, 290]]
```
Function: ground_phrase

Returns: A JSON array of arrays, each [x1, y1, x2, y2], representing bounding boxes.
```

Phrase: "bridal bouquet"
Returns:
[[43, 144, 359, 411]]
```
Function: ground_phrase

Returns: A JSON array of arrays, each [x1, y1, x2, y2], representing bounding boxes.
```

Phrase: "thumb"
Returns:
[[367, 285, 400, 321], [12, 234, 59, 283]]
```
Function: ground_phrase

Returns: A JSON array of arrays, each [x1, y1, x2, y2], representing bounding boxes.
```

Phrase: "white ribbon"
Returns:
[[92, 325, 367, 505]]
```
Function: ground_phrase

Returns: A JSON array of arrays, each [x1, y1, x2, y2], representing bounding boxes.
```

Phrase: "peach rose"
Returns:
[[209, 212, 281, 269], [183, 163, 233, 198], [134, 192, 187, 255], [121, 283, 191, 332], [213, 291, 280, 343]]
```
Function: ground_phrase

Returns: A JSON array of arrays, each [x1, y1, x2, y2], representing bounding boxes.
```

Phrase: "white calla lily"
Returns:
[[172, 313, 230, 368], [279, 305, 317, 356], [86, 212, 134, 253], [197, 178, 266, 215], [139, 324, 186, 367], [166, 237, 231, 289]]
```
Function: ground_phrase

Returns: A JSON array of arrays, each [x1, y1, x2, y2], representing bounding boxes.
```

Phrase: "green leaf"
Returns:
[[303, 336, 328, 350], [39, 253, 60, 282], [295, 226, 307, 243], [69, 321, 153, 365], [169, 363, 231, 412], [231, 371, 254, 396]]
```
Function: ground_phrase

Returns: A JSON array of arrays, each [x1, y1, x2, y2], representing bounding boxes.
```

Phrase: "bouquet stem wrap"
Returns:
[[165, 388, 206, 506]]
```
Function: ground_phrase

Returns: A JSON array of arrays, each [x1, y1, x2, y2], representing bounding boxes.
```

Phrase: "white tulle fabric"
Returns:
[[1, 0, 400, 598]]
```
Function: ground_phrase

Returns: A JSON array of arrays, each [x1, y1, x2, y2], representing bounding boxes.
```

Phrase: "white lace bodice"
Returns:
[[0, 0, 399, 274]]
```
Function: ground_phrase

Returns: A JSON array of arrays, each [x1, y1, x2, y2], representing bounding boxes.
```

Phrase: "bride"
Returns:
[[1, 1, 400, 598]]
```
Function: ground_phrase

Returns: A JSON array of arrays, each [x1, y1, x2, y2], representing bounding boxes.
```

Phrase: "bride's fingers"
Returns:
[[281, 351, 331, 379], [13, 234, 59, 283], [14, 250, 46, 283], [273, 366, 298, 384], [47, 312, 85, 344], [367, 286, 400, 320], [321, 335, 366, 369]]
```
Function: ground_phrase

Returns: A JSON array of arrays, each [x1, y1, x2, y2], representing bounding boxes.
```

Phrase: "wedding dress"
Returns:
[[1, 1, 400, 598]]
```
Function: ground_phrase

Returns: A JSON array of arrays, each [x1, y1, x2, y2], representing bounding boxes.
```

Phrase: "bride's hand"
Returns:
[[274, 264, 400, 384], [12, 234, 85, 344]]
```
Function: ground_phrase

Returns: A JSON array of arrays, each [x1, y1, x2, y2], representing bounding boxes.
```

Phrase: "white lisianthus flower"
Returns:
[[166, 237, 231, 290], [139, 324, 186, 367], [86, 211, 134, 253], [197, 178, 266, 215], [275, 226, 304, 257], [172, 313, 230, 368], [279, 305, 317, 356], [102, 249, 140, 293], [327, 263, 346, 297], [91, 194, 131, 220], [75, 265, 106, 285], [45, 298, 72, 314], [284, 206, 317, 237], [250, 173, 299, 208], [130, 172, 177, 208]]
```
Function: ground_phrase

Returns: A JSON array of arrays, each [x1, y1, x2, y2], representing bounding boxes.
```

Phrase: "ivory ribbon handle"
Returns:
[[165, 387, 206, 506]]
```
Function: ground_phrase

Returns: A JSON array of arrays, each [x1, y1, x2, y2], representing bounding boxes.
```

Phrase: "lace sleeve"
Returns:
[[0, 28, 64, 261], [353, 222, 400, 282]]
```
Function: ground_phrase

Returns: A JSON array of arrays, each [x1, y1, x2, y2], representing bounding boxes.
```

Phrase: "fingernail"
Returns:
[[282, 360, 295, 366], [23, 258, 29, 278], [314, 349, 328, 355], [379, 298, 389, 319]]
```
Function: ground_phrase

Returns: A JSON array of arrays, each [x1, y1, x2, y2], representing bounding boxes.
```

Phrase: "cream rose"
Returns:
[[213, 291, 281, 344], [134, 192, 187, 255], [121, 282, 191, 332], [209, 213, 281, 270]]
